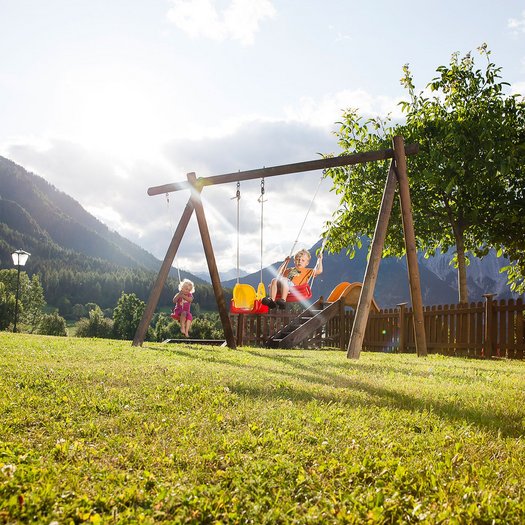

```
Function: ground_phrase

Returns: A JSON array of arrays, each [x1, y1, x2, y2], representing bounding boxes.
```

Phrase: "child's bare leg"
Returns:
[[180, 312, 187, 336], [185, 319, 192, 335], [279, 279, 290, 300], [269, 278, 278, 301]]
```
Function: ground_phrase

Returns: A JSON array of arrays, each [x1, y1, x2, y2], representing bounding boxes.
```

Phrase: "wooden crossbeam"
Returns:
[[147, 143, 419, 196]]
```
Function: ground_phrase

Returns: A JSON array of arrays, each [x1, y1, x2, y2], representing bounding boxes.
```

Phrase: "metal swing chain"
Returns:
[[258, 178, 266, 284], [232, 181, 241, 284]]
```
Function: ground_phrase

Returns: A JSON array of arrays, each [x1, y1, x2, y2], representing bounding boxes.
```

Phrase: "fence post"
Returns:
[[398, 302, 407, 353], [483, 294, 495, 359], [236, 314, 245, 347]]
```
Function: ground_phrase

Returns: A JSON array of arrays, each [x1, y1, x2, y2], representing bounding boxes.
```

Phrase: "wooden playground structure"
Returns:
[[132, 136, 428, 359], [263, 281, 379, 349]]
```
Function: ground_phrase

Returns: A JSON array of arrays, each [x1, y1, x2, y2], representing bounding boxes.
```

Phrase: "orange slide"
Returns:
[[326, 282, 380, 312]]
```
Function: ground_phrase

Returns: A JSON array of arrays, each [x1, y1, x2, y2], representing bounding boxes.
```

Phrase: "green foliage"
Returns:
[[190, 312, 224, 339], [112, 292, 146, 340], [75, 305, 114, 338], [152, 312, 176, 341], [1, 333, 524, 523], [23, 274, 46, 331], [153, 312, 224, 341], [37, 311, 67, 336], [325, 45, 525, 300], [0, 269, 46, 332], [71, 303, 86, 320], [0, 282, 15, 330]]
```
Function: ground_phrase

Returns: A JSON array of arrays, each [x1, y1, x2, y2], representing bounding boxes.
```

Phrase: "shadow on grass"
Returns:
[[151, 344, 524, 438], [260, 352, 525, 439]]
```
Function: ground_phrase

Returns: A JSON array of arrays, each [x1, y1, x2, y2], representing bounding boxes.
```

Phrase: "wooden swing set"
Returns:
[[229, 174, 325, 314], [132, 135, 427, 359]]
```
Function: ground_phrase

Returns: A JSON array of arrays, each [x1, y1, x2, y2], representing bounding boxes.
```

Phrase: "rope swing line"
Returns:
[[166, 192, 182, 284], [285, 171, 325, 263], [273, 171, 328, 300]]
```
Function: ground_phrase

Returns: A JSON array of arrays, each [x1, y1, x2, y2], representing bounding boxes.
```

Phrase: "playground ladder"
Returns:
[[265, 300, 342, 349]]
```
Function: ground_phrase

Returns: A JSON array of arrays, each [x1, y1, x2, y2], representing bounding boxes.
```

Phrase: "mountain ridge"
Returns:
[[221, 241, 520, 308], [0, 155, 210, 313]]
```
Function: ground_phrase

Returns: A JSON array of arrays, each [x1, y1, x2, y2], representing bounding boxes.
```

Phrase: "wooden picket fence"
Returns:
[[230, 296, 525, 359]]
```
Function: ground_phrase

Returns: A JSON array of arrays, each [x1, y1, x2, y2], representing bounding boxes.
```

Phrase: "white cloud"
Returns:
[[166, 0, 276, 45], [508, 10, 525, 33], [284, 90, 404, 129], [3, 116, 340, 275], [4, 86, 403, 275]]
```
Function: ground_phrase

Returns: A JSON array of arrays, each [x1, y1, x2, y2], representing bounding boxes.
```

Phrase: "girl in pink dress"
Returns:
[[171, 279, 195, 336]]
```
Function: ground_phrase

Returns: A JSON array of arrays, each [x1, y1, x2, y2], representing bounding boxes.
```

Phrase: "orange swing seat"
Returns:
[[275, 282, 312, 303]]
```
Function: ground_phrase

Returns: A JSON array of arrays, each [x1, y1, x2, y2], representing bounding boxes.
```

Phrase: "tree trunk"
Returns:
[[454, 229, 469, 304]]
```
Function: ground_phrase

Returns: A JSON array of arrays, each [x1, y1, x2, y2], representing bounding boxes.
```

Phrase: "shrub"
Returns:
[[37, 312, 67, 336], [113, 293, 145, 340], [190, 313, 224, 339], [75, 306, 114, 338]]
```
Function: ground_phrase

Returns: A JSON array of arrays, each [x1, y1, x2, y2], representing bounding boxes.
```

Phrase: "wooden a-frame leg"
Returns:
[[347, 160, 397, 359], [132, 195, 196, 347]]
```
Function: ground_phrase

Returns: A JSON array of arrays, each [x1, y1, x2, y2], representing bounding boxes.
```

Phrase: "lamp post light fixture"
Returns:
[[11, 249, 30, 333]]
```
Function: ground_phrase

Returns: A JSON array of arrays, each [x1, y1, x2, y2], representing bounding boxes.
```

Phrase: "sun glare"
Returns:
[[56, 68, 168, 159]]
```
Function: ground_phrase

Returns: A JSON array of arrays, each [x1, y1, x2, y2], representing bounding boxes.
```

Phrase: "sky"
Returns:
[[1, 0, 525, 277]]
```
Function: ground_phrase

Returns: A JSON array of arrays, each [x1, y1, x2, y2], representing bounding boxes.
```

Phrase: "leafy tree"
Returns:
[[37, 311, 67, 336], [154, 312, 224, 341], [75, 306, 114, 338], [0, 282, 15, 330], [112, 292, 146, 340], [153, 312, 176, 342], [71, 303, 86, 320], [22, 274, 46, 331], [0, 269, 46, 331], [325, 45, 525, 302]]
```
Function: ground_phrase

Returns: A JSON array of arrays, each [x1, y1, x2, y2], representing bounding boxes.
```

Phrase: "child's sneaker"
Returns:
[[262, 297, 277, 309]]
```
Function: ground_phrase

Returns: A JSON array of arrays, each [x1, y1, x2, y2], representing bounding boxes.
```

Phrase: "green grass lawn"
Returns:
[[1, 333, 524, 524]]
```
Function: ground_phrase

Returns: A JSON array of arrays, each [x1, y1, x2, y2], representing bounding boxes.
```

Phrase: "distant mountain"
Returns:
[[222, 240, 520, 308], [1, 156, 170, 270], [0, 156, 208, 312]]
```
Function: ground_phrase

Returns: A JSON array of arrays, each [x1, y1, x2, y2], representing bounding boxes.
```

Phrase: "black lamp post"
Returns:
[[11, 249, 30, 332]]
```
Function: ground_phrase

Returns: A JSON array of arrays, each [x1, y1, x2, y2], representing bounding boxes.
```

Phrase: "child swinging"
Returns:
[[171, 278, 195, 336], [262, 248, 323, 309]]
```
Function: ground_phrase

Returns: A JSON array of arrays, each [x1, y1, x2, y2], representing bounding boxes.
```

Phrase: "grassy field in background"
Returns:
[[1, 333, 524, 524]]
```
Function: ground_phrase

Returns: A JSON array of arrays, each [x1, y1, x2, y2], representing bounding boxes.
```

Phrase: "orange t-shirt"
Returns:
[[284, 267, 314, 285]]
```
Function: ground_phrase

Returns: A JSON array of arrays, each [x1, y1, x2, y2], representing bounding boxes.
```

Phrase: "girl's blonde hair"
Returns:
[[179, 278, 195, 293]]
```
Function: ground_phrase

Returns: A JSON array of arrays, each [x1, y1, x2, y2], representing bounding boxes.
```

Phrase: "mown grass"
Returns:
[[1, 333, 524, 524]]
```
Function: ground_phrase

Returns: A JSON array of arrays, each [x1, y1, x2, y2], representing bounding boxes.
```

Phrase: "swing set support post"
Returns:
[[187, 172, 237, 349], [347, 160, 397, 359], [347, 136, 427, 359], [393, 135, 427, 357], [132, 194, 196, 347]]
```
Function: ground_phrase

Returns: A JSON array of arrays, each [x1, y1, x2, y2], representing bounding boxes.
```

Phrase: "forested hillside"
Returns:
[[0, 156, 217, 315]]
